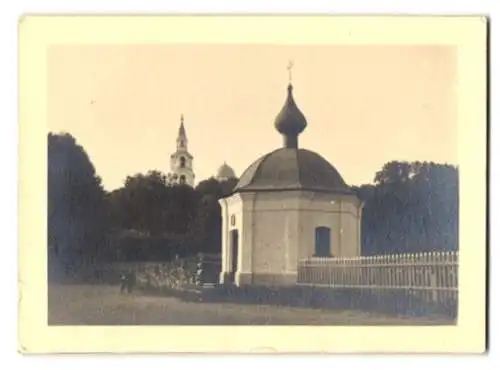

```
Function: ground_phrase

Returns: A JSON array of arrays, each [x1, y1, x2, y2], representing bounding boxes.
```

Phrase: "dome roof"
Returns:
[[233, 148, 352, 194], [217, 162, 236, 179], [228, 80, 354, 196]]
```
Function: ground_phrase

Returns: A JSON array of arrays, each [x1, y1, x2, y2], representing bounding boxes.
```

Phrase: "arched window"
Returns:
[[179, 175, 186, 184], [315, 226, 331, 257], [179, 156, 186, 168]]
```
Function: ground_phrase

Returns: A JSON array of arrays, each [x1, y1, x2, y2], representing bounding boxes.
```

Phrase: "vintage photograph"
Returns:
[[46, 42, 460, 326]]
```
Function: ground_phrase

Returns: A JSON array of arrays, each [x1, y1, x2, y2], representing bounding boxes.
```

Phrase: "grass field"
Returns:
[[48, 283, 454, 325]]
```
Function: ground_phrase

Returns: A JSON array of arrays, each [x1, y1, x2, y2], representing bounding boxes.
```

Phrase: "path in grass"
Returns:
[[48, 283, 454, 326]]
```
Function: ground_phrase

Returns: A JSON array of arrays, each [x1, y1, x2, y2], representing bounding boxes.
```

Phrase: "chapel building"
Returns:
[[218, 82, 364, 286]]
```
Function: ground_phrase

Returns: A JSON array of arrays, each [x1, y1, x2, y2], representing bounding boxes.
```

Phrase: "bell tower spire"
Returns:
[[177, 114, 187, 150]]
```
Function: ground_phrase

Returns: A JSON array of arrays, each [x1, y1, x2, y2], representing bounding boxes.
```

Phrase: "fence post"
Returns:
[[430, 270, 438, 302]]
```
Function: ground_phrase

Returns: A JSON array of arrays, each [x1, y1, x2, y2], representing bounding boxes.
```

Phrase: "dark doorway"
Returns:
[[229, 229, 239, 283], [315, 226, 331, 257]]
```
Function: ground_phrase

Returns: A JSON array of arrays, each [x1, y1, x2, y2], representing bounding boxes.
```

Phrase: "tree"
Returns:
[[189, 177, 239, 254], [195, 176, 238, 198], [374, 161, 413, 185], [165, 183, 198, 235], [47, 132, 108, 274], [356, 161, 459, 255], [108, 170, 198, 236]]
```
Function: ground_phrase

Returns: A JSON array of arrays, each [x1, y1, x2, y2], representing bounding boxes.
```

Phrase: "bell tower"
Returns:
[[169, 114, 195, 187]]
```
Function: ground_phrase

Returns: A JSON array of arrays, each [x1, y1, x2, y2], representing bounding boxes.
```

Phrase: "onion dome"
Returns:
[[274, 84, 307, 149]]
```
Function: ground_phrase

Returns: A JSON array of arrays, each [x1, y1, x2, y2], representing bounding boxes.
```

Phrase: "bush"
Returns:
[[134, 258, 198, 291]]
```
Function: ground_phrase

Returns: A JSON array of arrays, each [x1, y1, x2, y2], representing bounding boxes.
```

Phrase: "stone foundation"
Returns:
[[219, 272, 233, 285], [220, 271, 297, 286]]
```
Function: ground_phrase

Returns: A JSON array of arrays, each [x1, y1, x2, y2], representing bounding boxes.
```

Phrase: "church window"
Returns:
[[180, 156, 186, 168], [314, 226, 331, 257], [179, 175, 186, 184]]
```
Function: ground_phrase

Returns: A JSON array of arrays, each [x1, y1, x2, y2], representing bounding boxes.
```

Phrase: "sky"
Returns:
[[47, 44, 457, 191]]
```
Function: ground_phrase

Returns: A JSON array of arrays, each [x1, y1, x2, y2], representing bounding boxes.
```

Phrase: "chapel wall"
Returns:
[[251, 192, 301, 275], [339, 195, 363, 257], [220, 195, 244, 274]]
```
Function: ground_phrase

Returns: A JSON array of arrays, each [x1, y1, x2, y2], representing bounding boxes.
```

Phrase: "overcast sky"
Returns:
[[48, 44, 457, 191]]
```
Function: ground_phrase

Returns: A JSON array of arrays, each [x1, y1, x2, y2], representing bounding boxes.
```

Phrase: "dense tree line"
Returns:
[[106, 173, 237, 260], [354, 161, 458, 255], [47, 132, 459, 271], [48, 133, 109, 277]]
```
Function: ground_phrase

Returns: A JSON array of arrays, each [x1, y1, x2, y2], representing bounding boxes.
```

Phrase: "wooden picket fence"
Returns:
[[297, 251, 458, 315]]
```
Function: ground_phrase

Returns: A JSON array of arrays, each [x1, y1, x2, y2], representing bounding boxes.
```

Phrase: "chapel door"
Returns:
[[229, 229, 239, 283]]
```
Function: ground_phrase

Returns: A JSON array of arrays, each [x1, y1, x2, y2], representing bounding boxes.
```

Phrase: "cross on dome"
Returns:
[[287, 60, 294, 83]]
